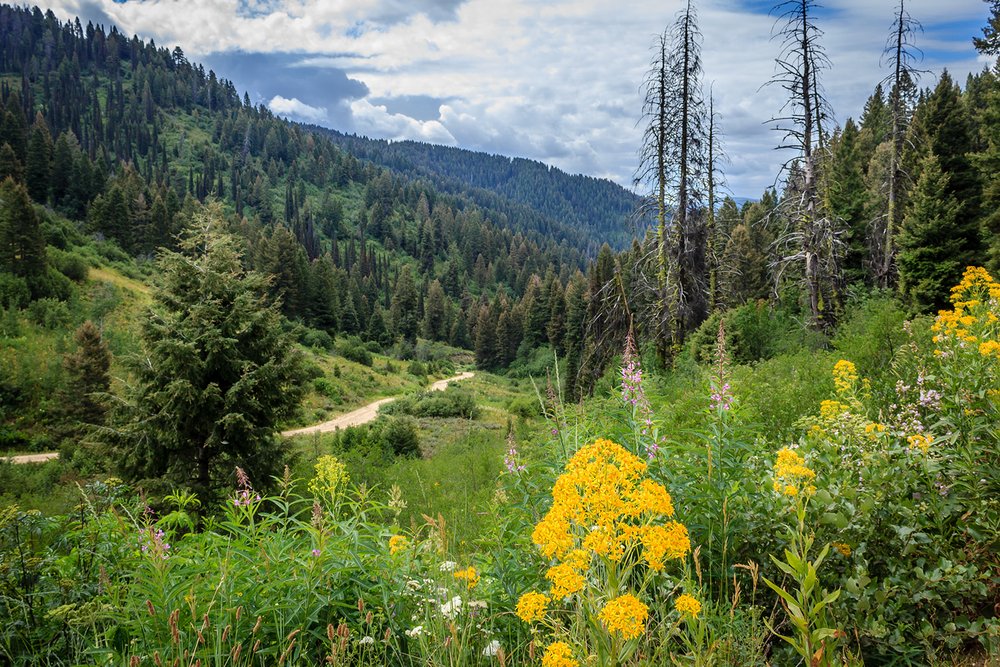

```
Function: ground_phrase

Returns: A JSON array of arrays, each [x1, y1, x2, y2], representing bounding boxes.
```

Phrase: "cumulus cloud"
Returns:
[[32, 0, 993, 196], [268, 96, 328, 122], [350, 99, 457, 144]]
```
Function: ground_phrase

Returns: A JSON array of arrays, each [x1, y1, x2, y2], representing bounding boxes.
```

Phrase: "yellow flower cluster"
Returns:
[[773, 448, 816, 497], [598, 594, 648, 640], [531, 439, 684, 567], [932, 267, 1000, 353], [906, 434, 931, 454], [819, 400, 849, 421], [308, 455, 349, 498], [545, 562, 585, 599], [832, 542, 852, 556], [388, 534, 408, 555], [541, 642, 578, 667], [674, 593, 702, 618], [832, 360, 858, 394], [453, 566, 479, 589], [516, 592, 550, 623]]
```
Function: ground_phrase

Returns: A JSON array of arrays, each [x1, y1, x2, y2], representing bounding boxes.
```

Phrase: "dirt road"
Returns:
[[3, 452, 60, 464], [281, 371, 475, 437]]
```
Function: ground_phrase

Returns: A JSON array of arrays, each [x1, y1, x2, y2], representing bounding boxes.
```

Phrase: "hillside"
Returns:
[[311, 128, 644, 251]]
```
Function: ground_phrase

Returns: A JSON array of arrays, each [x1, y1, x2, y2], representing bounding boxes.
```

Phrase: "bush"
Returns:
[[379, 415, 420, 457], [409, 360, 427, 377], [49, 248, 89, 282], [300, 328, 334, 350], [381, 386, 481, 420], [508, 395, 542, 419], [312, 377, 340, 401], [339, 341, 373, 366], [27, 298, 73, 330], [0, 274, 30, 310]]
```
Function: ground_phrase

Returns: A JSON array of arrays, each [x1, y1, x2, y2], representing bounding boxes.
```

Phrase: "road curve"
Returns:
[[281, 371, 475, 437], [4, 452, 60, 464]]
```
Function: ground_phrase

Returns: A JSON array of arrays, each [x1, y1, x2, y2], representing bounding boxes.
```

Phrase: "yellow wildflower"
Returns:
[[832, 542, 851, 556], [819, 400, 849, 421], [633, 479, 674, 516], [907, 434, 931, 454], [546, 563, 585, 600], [640, 522, 690, 570], [453, 566, 479, 589], [832, 360, 858, 394], [773, 448, 816, 497], [388, 534, 407, 555], [599, 594, 648, 640], [979, 340, 1000, 357], [674, 594, 702, 618], [309, 455, 349, 499], [515, 591, 550, 623], [541, 642, 578, 667]]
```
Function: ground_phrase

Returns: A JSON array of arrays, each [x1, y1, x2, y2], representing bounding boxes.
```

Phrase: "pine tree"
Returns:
[[897, 154, 969, 311], [825, 119, 868, 284], [474, 304, 498, 370], [390, 267, 420, 344], [0, 143, 23, 183], [24, 113, 52, 203], [0, 177, 47, 290], [107, 203, 305, 501], [58, 320, 111, 442], [422, 279, 447, 341]]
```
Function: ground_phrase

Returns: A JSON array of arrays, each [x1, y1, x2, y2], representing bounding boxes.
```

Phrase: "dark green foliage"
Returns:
[[825, 119, 868, 284], [381, 386, 481, 420], [0, 177, 47, 296], [379, 415, 420, 457], [897, 154, 970, 311], [56, 320, 111, 447], [106, 205, 305, 502], [390, 267, 420, 344]]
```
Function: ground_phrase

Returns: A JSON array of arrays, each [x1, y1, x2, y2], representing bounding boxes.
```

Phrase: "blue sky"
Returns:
[[37, 0, 995, 198]]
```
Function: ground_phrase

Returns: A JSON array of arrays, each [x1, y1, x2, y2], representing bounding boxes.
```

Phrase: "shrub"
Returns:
[[380, 415, 421, 457], [340, 341, 373, 366], [300, 327, 334, 350], [0, 274, 29, 310]]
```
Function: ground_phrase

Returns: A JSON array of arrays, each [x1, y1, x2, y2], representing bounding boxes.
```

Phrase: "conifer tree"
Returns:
[[24, 113, 52, 203], [58, 320, 111, 442], [107, 204, 305, 501], [0, 177, 46, 291], [897, 154, 968, 311], [390, 266, 420, 344]]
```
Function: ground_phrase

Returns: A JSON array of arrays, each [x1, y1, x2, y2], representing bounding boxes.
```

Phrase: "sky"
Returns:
[[34, 0, 996, 198]]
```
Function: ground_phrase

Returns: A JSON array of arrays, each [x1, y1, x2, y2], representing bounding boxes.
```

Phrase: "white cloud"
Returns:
[[268, 95, 327, 122], [349, 99, 457, 144], [34, 0, 994, 196]]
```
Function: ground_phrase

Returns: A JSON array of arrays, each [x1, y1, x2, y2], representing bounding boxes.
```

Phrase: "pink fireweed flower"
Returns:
[[621, 329, 657, 458], [709, 320, 734, 412], [504, 430, 526, 474]]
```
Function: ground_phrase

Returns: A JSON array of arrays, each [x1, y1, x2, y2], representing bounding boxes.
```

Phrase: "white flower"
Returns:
[[439, 560, 457, 572], [405, 625, 424, 637], [468, 600, 488, 609], [483, 640, 501, 657], [440, 595, 462, 618], [359, 636, 375, 645], [406, 579, 422, 591]]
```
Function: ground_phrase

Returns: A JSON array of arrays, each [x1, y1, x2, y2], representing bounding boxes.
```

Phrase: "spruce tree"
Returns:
[[24, 113, 52, 203], [0, 177, 47, 291], [897, 154, 969, 311], [107, 203, 305, 501], [58, 320, 111, 444], [390, 267, 420, 344]]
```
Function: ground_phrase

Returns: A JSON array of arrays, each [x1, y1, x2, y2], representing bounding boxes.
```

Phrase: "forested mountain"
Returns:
[[0, 3, 616, 368], [311, 128, 643, 250]]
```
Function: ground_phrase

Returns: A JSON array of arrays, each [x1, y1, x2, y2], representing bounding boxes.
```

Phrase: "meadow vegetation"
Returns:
[[2, 268, 998, 665]]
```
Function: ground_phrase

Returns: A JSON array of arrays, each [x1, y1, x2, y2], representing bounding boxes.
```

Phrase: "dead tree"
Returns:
[[767, 0, 836, 327]]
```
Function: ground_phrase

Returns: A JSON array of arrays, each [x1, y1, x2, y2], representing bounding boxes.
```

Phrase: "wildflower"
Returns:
[[389, 535, 408, 556], [709, 320, 734, 411], [599, 594, 648, 640], [358, 636, 375, 645], [832, 360, 858, 394], [482, 640, 501, 657], [832, 542, 851, 556], [546, 563, 585, 600], [309, 455, 349, 499], [541, 641, 579, 667], [674, 594, 702, 618], [516, 592, 550, 623], [311, 549, 321, 557], [907, 434, 931, 454], [640, 522, 690, 570], [773, 448, 816, 498], [440, 596, 462, 619], [454, 566, 480, 590], [439, 560, 457, 572], [405, 625, 424, 638], [504, 430, 526, 474]]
